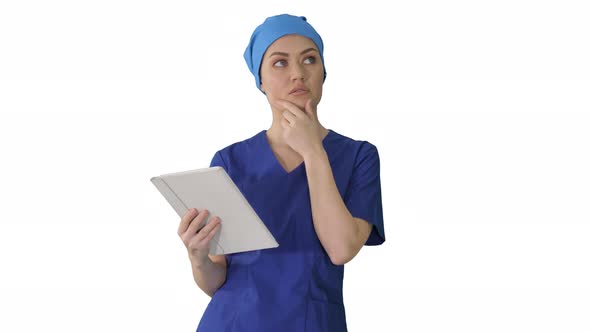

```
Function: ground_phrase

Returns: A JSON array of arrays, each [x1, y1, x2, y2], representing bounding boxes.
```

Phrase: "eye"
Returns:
[[303, 56, 316, 64], [273, 59, 287, 68]]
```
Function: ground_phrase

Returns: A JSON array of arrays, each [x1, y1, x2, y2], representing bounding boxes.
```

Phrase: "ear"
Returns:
[[260, 82, 265, 93]]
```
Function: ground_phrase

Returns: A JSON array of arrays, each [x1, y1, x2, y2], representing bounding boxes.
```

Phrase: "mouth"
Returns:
[[289, 87, 310, 95]]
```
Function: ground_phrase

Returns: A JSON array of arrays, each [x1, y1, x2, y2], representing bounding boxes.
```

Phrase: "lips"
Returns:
[[289, 86, 309, 95]]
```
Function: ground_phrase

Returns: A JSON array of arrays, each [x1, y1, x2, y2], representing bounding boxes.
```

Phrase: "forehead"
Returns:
[[265, 34, 318, 54]]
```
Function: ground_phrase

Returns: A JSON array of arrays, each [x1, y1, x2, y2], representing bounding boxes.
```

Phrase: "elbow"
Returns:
[[201, 281, 225, 298], [203, 288, 215, 298], [329, 255, 348, 266], [200, 284, 219, 298], [322, 217, 367, 265], [327, 248, 354, 266]]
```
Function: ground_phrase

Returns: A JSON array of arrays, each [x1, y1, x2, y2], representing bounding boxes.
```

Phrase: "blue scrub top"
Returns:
[[196, 129, 385, 332]]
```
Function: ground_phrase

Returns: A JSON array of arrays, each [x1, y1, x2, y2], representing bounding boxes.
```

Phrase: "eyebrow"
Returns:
[[267, 48, 318, 58]]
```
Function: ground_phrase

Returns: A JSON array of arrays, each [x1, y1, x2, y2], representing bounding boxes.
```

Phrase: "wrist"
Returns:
[[303, 145, 327, 163], [189, 252, 210, 269]]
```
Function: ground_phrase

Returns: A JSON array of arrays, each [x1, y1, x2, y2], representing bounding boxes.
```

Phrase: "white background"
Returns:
[[1, 0, 589, 331]]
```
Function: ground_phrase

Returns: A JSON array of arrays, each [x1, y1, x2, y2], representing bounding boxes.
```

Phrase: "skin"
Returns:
[[260, 34, 328, 169], [178, 34, 374, 297], [260, 35, 373, 265], [178, 208, 225, 297]]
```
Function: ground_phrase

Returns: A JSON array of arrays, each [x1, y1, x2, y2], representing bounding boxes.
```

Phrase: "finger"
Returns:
[[178, 208, 198, 236], [282, 110, 296, 124], [201, 221, 222, 244], [281, 118, 290, 129], [277, 99, 306, 118], [186, 209, 209, 235], [190, 218, 221, 248], [204, 222, 221, 243], [188, 222, 221, 251], [193, 217, 221, 243], [304, 99, 316, 119]]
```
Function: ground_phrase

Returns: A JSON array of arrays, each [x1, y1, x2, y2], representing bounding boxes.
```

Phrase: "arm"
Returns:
[[303, 148, 373, 265], [276, 99, 374, 265], [179, 208, 227, 297], [190, 254, 227, 297]]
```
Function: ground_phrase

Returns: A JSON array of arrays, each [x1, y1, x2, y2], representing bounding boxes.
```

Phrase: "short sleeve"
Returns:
[[343, 142, 385, 245], [209, 151, 226, 169]]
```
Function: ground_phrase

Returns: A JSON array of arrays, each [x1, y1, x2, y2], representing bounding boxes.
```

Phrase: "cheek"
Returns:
[[311, 77, 323, 95], [262, 76, 288, 95], [261, 79, 283, 105]]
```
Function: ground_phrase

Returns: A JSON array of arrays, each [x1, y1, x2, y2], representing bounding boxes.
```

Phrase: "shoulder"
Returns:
[[327, 129, 379, 164], [211, 130, 265, 170], [214, 130, 264, 157]]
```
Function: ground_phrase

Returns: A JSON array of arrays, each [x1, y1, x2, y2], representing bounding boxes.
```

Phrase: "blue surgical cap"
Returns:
[[243, 14, 326, 93]]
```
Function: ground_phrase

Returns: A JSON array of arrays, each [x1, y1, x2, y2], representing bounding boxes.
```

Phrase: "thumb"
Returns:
[[305, 99, 315, 118]]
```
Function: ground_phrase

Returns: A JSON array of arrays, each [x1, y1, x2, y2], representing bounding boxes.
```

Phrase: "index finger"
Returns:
[[177, 208, 199, 235], [277, 99, 306, 118]]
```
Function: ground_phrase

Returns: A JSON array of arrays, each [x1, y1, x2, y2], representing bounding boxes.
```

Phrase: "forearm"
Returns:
[[190, 256, 226, 297], [303, 147, 359, 265]]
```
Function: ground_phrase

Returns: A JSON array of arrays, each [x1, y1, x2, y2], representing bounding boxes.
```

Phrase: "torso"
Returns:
[[269, 146, 303, 173], [198, 128, 372, 332]]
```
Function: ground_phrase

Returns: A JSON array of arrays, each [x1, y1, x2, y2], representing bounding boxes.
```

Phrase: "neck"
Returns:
[[266, 104, 327, 148], [266, 121, 328, 150]]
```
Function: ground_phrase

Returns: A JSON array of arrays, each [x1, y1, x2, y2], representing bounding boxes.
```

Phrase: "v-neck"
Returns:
[[261, 129, 332, 175]]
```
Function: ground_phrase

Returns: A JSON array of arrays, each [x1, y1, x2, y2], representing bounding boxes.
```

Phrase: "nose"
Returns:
[[290, 63, 305, 81]]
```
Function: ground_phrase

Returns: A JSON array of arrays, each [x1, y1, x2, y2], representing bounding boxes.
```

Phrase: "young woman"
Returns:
[[177, 14, 385, 332]]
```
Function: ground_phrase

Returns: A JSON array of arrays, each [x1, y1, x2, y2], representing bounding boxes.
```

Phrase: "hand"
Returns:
[[277, 98, 324, 158], [177, 208, 221, 264]]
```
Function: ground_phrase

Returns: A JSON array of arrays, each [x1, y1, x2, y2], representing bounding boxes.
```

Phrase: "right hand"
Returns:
[[177, 208, 222, 264]]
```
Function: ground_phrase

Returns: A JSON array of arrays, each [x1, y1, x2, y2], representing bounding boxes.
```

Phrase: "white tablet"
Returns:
[[151, 166, 279, 255]]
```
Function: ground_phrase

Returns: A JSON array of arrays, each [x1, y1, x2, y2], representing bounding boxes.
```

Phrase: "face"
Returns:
[[259, 34, 324, 111]]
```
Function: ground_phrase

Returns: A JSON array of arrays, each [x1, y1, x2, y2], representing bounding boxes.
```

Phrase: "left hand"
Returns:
[[278, 99, 324, 158]]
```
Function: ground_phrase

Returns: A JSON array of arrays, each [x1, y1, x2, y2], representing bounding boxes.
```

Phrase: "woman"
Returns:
[[177, 14, 385, 331]]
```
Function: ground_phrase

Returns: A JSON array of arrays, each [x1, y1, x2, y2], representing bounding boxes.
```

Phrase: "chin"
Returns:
[[288, 95, 314, 109], [292, 99, 307, 110]]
